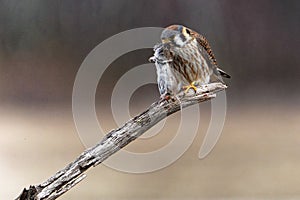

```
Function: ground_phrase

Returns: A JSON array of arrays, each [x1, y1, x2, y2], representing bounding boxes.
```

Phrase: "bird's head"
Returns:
[[161, 25, 194, 47]]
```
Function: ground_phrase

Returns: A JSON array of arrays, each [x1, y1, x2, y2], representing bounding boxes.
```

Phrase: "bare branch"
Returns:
[[16, 82, 227, 200]]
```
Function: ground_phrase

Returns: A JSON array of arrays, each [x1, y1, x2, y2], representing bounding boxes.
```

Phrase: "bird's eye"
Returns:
[[186, 29, 191, 35]]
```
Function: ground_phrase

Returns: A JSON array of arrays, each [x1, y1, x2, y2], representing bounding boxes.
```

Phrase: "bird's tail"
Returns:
[[217, 68, 231, 78]]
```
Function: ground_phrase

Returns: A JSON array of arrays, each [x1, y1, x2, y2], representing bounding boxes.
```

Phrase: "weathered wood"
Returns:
[[16, 82, 227, 200]]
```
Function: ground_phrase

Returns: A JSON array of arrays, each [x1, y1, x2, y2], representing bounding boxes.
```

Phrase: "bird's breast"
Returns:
[[170, 40, 210, 84]]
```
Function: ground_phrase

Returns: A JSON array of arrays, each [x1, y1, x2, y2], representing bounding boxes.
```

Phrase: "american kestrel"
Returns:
[[150, 25, 230, 98]]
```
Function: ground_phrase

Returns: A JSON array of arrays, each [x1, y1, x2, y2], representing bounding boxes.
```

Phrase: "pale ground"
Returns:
[[1, 103, 300, 200]]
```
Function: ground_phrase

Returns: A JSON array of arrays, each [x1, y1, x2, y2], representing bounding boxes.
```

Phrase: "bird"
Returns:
[[150, 25, 230, 98]]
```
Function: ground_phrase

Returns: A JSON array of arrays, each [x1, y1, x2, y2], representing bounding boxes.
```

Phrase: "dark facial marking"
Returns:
[[179, 34, 187, 43]]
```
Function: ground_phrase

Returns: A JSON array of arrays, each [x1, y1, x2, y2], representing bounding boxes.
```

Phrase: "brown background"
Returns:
[[1, 0, 300, 199]]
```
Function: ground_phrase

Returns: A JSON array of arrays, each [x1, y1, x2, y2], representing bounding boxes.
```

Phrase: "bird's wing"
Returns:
[[193, 32, 218, 66], [193, 32, 231, 79]]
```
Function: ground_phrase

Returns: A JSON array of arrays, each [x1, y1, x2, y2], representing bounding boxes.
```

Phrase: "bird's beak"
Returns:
[[162, 38, 171, 44]]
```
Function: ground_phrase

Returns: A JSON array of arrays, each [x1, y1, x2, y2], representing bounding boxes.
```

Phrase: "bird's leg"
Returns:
[[183, 81, 198, 94]]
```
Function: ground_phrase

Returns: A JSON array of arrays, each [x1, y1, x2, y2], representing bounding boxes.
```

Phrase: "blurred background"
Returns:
[[1, 0, 300, 199]]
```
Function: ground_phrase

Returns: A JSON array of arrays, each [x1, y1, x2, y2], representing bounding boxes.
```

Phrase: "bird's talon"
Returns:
[[183, 82, 198, 94]]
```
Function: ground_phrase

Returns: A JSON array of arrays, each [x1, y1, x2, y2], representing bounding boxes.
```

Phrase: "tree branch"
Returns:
[[16, 82, 227, 200]]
